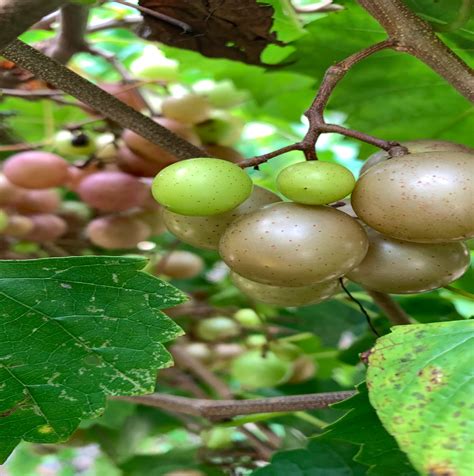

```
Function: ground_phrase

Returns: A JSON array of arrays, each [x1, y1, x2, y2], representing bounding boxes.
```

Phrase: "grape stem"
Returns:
[[113, 390, 355, 421], [366, 290, 413, 326]]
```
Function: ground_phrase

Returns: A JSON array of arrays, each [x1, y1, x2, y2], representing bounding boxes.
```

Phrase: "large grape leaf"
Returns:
[[320, 384, 417, 476], [0, 256, 185, 463], [367, 321, 474, 476]]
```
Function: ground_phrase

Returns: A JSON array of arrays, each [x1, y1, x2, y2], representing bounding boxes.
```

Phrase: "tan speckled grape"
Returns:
[[152, 158, 253, 216], [360, 140, 473, 175], [347, 228, 470, 294], [163, 186, 280, 249], [352, 152, 474, 243], [231, 272, 340, 307], [219, 202, 369, 287]]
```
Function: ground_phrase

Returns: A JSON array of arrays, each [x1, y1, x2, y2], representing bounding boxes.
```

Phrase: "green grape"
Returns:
[[195, 317, 240, 342], [230, 350, 292, 389], [162, 186, 279, 250], [277, 161, 356, 205], [192, 79, 248, 108], [200, 427, 235, 450], [54, 130, 97, 156], [233, 308, 261, 328], [346, 227, 470, 294], [152, 158, 253, 216], [130, 46, 179, 82]]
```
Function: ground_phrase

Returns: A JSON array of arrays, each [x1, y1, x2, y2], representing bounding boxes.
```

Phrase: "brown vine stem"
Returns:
[[366, 290, 413, 326], [0, 40, 206, 161], [114, 390, 354, 421]]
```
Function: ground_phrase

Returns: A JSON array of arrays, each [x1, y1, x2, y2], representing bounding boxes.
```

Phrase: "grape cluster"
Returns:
[[152, 140, 473, 306]]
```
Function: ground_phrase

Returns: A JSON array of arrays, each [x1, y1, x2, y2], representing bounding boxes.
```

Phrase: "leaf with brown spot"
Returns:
[[137, 0, 283, 65]]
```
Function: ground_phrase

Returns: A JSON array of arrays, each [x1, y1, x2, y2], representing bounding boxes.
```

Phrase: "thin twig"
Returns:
[[114, 390, 355, 421]]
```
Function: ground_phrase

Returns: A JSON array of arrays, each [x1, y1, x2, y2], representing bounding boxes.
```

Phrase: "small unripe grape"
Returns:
[[360, 140, 474, 174], [161, 94, 211, 124], [346, 228, 470, 294], [0, 174, 22, 205], [231, 350, 292, 389], [162, 186, 279, 250], [2, 215, 34, 237], [122, 117, 200, 165], [245, 334, 267, 348], [53, 130, 97, 156], [78, 171, 148, 212], [59, 200, 92, 223], [277, 161, 356, 205], [288, 356, 317, 384], [153, 158, 253, 216], [24, 214, 67, 242], [86, 215, 151, 249], [95, 134, 118, 162], [195, 317, 240, 341], [13, 189, 61, 214], [192, 79, 248, 109], [201, 427, 234, 450], [130, 48, 179, 82], [219, 203, 368, 287], [182, 342, 213, 363], [233, 308, 261, 328], [232, 272, 340, 307], [3, 151, 69, 189], [116, 145, 165, 177], [194, 111, 243, 146], [203, 144, 244, 163], [155, 250, 204, 279], [213, 343, 244, 360], [352, 152, 474, 243]]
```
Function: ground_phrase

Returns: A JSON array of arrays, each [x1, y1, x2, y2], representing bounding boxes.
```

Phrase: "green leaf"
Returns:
[[320, 384, 417, 476], [0, 256, 185, 462], [252, 439, 367, 475], [367, 321, 474, 476]]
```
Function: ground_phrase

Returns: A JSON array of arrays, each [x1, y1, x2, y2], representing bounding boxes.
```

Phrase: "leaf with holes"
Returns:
[[367, 320, 474, 476], [0, 256, 185, 463]]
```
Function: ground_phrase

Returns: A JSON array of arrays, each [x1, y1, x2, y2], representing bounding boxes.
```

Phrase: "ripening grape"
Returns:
[[129, 47, 179, 82], [130, 208, 167, 236], [2, 215, 34, 237], [0, 174, 22, 205], [78, 171, 148, 212], [360, 139, 474, 174], [231, 272, 340, 307], [86, 215, 151, 249], [53, 130, 97, 156], [233, 308, 261, 328], [194, 111, 243, 146], [161, 94, 211, 124], [195, 316, 240, 341], [3, 151, 69, 189], [213, 343, 244, 360], [182, 342, 213, 363], [122, 117, 200, 165], [192, 79, 248, 109], [95, 134, 118, 162], [24, 214, 67, 242], [346, 228, 470, 294], [66, 162, 105, 191], [153, 158, 253, 216], [219, 202, 368, 286], [277, 161, 356, 205], [352, 152, 474, 243], [162, 186, 279, 249], [230, 350, 292, 389], [13, 189, 61, 214], [155, 250, 204, 279], [58, 200, 92, 223], [116, 145, 166, 177]]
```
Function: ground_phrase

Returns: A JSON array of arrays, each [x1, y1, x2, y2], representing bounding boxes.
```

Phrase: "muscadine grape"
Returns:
[[86, 215, 151, 249], [277, 161, 356, 205], [161, 94, 211, 124], [162, 186, 279, 249], [130, 208, 167, 236], [53, 130, 97, 156], [213, 343, 244, 360], [203, 144, 244, 163], [130, 47, 179, 82], [155, 250, 204, 279], [195, 316, 240, 342], [0, 174, 22, 205], [24, 214, 67, 242], [3, 151, 69, 189], [352, 152, 474, 243], [1, 215, 34, 237], [116, 145, 166, 177], [346, 228, 470, 294], [182, 342, 213, 363], [13, 189, 61, 214], [233, 308, 261, 328], [231, 272, 340, 307], [66, 162, 105, 191], [95, 134, 118, 162], [122, 117, 200, 165], [219, 203, 368, 287], [360, 139, 474, 174], [153, 158, 253, 216], [78, 171, 148, 212], [59, 200, 92, 222], [245, 334, 267, 348], [230, 350, 292, 389], [192, 79, 248, 109], [194, 111, 243, 146]]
